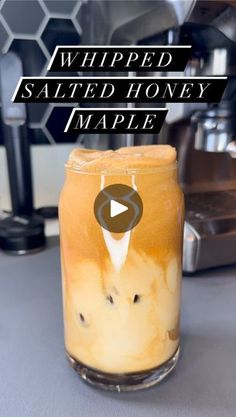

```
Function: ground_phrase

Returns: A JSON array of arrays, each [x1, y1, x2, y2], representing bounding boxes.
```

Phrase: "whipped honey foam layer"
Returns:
[[60, 144, 183, 374], [66, 145, 177, 173]]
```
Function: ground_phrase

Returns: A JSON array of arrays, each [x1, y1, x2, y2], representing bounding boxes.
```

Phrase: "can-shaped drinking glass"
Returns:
[[59, 146, 184, 391]]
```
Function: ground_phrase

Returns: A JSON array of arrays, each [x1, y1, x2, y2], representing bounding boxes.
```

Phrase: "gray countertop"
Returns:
[[0, 237, 236, 417]]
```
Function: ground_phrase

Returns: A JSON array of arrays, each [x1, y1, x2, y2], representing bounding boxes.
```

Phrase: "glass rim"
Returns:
[[65, 161, 177, 176]]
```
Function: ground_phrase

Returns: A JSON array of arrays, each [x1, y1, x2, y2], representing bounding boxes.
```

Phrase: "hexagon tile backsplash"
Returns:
[[0, 0, 83, 145]]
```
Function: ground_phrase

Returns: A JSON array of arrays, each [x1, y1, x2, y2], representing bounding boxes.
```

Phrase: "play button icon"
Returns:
[[110, 200, 128, 218], [94, 184, 143, 233]]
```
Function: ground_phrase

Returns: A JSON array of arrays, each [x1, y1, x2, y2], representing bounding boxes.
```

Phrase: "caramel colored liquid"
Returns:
[[59, 146, 184, 374]]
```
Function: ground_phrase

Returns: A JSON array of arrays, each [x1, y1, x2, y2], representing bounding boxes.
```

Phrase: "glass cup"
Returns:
[[59, 146, 184, 391]]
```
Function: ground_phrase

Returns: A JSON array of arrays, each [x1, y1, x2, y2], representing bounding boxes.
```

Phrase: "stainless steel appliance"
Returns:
[[80, 0, 236, 272]]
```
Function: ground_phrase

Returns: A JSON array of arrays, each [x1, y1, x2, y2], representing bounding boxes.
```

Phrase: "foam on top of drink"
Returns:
[[67, 145, 176, 173]]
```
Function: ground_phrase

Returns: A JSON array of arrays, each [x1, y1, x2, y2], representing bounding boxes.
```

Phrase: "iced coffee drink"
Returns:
[[59, 145, 184, 391]]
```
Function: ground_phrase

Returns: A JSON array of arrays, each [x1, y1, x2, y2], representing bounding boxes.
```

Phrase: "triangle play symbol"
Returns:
[[110, 199, 128, 218]]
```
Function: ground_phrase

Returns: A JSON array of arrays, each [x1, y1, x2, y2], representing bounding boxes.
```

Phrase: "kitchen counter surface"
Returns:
[[0, 237, 235, 417]]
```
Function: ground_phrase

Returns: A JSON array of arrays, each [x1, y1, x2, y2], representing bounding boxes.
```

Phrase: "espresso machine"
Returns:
[[79, 0, 236, 272]]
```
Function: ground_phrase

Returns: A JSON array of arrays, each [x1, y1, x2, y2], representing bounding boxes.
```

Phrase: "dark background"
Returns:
[[0, 0, 82, 145]]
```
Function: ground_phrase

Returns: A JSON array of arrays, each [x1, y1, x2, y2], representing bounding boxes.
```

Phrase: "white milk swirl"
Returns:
[[100, 175, 137, 272]]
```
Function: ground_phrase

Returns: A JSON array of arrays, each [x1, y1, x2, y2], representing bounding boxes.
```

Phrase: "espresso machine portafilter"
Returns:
[[80, 0, 236, 272]]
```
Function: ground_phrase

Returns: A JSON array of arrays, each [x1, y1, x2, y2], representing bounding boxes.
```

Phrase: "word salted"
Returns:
[[64, 109, 168, 134]]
